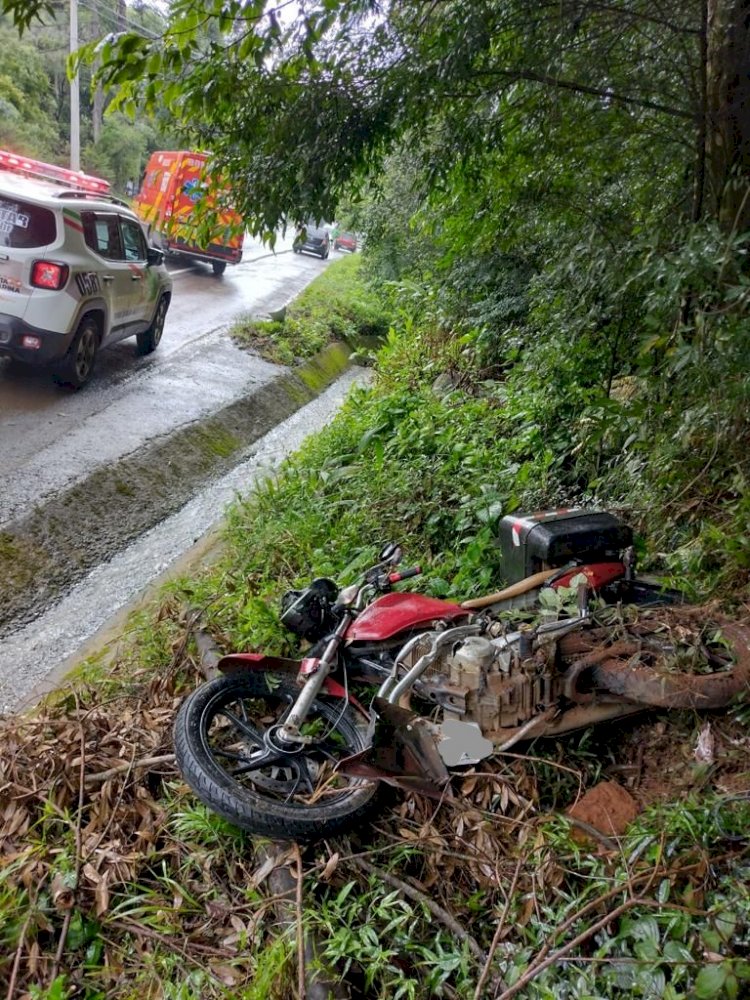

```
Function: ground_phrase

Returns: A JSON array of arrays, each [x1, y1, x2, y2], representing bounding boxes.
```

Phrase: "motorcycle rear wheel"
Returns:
[[174, 672, 377, 840], [561, 613, 750, 710]]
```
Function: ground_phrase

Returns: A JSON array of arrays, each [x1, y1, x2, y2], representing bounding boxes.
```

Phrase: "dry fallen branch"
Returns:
[[108, 919, 236, 960], [50, 696, 86, 984], [495, 895, 650, 1000], [192, 628, 222, 680], [294, 842, 306, 1000], [84, 753, 176, 784], [187, 606, 223, 681], [473, 853, 525, 1000], [256, 843, 350, 1000], [5, 913, 31, 1000], [490, 858, 715, 1000]]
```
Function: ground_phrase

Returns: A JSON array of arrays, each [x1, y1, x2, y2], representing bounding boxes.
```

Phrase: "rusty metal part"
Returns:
[[592, 622, 750, 708], [537, 701, 645, 734], [494, 705, 559, 751], [557, 634, 639, 660], [559, 617, 750, 710], [487, 701, 645, 746], [561, 640, 640, 704]]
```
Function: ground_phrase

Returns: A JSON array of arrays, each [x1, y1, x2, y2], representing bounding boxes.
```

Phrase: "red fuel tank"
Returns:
[[346, 592, 468, 643]]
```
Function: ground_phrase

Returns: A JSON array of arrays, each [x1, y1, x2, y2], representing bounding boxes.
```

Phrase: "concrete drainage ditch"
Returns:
[[0, 341, 361, 641]]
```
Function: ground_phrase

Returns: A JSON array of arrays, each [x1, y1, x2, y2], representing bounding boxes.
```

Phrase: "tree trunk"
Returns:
[[706, 0, 750, 233], [90, 5, 103, 143], [92, 85, 104, 143]]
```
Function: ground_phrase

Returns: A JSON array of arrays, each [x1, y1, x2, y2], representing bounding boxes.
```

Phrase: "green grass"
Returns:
[[231, 254, 390, 364]]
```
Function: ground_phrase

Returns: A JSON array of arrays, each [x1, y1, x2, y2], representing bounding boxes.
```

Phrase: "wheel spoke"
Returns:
[[220, 707, 266, 744], [231, 750, 289, 775], [211, 738, 290, 774], [211, 747, 250, 762], [176, 672, 378, 838], [291, 757, 316, 796]]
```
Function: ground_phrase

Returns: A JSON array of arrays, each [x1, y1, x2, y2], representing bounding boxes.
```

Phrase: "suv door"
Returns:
[[81, 211, 134, 345], [119, 216, 152, 327]]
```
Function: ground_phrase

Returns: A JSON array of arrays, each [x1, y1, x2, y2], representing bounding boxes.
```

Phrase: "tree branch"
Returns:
[[472, 67, 694, 119], [351, 857, 485, 963]]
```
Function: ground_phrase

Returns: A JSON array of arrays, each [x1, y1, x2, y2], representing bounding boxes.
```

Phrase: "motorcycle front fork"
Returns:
[[278, 613, 352, 743]]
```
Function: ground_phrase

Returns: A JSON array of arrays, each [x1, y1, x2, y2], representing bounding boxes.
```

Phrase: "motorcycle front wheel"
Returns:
[[174, 672, 377, 840]]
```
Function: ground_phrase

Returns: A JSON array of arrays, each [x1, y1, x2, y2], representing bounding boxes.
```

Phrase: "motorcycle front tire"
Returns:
[[174, 671, 378, 841]]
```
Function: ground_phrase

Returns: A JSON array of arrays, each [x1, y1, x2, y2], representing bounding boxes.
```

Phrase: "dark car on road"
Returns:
[[293, 225, 330, 259]]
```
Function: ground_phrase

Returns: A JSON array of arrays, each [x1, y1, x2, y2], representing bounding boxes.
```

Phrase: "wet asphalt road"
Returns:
[[0, 235, 329, 525]]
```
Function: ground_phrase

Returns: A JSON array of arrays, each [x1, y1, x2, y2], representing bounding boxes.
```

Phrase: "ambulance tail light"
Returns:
[[31, 260, 70, 290]]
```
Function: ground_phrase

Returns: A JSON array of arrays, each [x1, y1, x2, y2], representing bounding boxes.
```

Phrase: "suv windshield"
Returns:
[[0, 197, 56, 248]]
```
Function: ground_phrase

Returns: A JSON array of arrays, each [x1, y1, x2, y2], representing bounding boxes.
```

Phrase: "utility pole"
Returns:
[[70, 0, 80, 170]]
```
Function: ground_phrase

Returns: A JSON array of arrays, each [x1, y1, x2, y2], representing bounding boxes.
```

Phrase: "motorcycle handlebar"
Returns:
[[388, 565, 422, 583]]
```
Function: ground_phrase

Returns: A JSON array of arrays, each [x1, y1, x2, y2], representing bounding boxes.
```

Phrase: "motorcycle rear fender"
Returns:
[[551, 561, 625, 590], [217, 653, 369, 717]]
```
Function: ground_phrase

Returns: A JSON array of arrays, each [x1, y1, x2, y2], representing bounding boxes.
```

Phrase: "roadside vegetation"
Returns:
[[2, 0, 750, 997], [0, 4, 169, 192], [230, 254, 388, 365], [2, 257, 750, 998]]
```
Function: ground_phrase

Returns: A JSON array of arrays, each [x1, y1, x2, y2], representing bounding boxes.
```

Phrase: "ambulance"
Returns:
[[134, 151, 244, 276]]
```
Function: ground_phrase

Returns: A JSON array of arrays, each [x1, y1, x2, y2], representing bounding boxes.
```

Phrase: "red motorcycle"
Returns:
[[174, 509, 750, 841]]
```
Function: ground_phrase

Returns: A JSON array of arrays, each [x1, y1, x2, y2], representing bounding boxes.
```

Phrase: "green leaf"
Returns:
[[714, 910, 737, 943], [701, 929, 722, 952], [663, 940, 693, 963], [694, 965, 728, 999], [639, 333, 667, 354], [634, 938, 659, 961], [725, 974, 739, 1000]]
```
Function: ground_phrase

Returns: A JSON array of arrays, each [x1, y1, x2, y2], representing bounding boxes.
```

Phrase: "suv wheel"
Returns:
[[137, 295, 168, 355], [55, 316, 99, 390]]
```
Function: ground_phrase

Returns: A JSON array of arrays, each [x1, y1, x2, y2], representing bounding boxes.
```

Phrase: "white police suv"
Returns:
[[0, 150, 172, 389]]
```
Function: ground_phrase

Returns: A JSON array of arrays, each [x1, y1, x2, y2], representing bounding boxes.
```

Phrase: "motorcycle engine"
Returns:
[[418, 631, 562, 738]]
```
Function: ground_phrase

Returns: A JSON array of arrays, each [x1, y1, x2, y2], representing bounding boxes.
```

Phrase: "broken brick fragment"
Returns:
[[567, 780, 640, 840]]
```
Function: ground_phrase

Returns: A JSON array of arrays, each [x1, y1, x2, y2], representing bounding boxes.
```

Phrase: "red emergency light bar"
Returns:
[[0, 149, 111, 194]]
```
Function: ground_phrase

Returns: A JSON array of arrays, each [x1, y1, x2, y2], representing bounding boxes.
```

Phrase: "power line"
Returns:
[[77, 0, 161, 40], [82, 0, 160, 40], [22, 0, 162, 42]]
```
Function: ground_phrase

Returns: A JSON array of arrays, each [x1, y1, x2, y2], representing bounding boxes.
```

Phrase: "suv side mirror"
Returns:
[[146, 246, 164, 267]]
